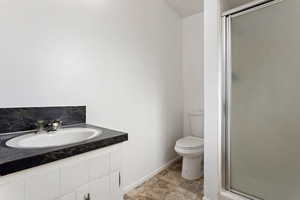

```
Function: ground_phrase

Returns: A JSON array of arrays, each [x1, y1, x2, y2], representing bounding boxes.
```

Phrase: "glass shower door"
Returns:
[[224, 0, 300, 199]]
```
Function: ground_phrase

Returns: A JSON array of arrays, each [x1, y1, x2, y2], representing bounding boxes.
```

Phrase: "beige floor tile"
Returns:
[[125, 159, 203, 200]]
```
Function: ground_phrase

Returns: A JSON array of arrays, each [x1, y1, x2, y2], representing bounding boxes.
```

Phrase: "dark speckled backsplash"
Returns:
[[0, 106, 86, 134]]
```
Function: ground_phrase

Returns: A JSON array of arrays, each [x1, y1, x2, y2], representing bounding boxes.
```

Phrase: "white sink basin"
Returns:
[[6, 128, 102, 149]]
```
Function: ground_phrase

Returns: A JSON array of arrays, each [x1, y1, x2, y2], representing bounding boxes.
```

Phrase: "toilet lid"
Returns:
[[176, 136, 204, 149]]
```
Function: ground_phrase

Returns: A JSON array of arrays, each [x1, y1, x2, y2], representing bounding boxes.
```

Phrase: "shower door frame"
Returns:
[[221, 0, 285, 199]]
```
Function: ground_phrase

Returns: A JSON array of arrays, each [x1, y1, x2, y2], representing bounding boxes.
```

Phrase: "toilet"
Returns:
[[175, 111, 204, 180]]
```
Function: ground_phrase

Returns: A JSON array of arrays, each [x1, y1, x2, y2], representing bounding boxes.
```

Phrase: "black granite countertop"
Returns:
[[0, 124, 128, 176]]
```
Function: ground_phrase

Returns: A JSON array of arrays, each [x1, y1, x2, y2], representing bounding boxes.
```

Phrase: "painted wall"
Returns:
[[0, 0, 183, 190], [203, 0, 222, 199], [182, 13, 204, 136], [222, 0, 231, 12], [223, 0, 254, 11], [203, 1, 251, 200]]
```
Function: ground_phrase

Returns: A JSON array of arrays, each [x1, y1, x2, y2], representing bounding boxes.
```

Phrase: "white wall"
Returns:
[[222, 0, 231, 12], [182, 13, 204, 136], [203, 0, 222, 199], [0, 0, 183, 190], [223, 0, 254, 11], [203, 1, 249, 200], [166, 0, 203, 17]]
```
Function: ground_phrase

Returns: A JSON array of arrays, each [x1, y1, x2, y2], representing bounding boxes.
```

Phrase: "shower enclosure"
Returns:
[[222, 0, 300, 199]]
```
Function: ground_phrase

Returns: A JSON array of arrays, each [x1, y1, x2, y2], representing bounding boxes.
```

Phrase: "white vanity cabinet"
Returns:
[[0, 143, 124, 200]]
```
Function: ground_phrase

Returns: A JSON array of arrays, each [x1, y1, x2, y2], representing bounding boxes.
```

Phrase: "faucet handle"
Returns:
[[35, 120, 46, 133]]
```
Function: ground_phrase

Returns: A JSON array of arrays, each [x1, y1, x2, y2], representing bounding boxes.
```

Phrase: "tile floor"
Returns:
[[124, 159, 203, 200]]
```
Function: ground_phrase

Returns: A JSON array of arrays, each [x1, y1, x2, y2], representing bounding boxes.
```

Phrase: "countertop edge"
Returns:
[[0, 125, 128, 176]]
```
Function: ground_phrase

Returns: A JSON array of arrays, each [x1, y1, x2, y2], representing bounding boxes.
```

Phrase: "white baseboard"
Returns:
[[123, 156, 181, 193]]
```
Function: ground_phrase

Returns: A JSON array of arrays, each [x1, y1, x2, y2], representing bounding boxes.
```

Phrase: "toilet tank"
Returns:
[[189, 111, 204, 138]]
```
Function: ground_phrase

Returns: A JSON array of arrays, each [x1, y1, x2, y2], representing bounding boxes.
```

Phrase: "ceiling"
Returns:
[[166, 0, 203, 18]]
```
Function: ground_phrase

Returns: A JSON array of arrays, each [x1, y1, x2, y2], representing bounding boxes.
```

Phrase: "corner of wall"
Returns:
[[203, 0, 222, 199]]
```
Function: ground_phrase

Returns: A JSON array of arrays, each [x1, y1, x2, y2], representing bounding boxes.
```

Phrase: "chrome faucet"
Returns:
[[35, 120, 62, 134]]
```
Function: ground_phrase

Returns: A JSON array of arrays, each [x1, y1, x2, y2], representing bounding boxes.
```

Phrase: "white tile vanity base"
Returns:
[[0, 142, 125, 200]]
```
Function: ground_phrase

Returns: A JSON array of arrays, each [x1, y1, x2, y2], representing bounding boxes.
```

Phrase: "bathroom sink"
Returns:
[[6, 128, 102, 149]]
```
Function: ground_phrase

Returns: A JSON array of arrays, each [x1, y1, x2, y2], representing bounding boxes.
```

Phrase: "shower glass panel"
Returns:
[[224, 0, 300, 199]]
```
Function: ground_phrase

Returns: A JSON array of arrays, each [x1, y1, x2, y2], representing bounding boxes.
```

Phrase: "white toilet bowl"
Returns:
[[175, 136, 204, 180]]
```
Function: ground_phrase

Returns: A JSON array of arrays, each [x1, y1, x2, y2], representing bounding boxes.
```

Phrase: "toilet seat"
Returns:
[[174, 136, 204, 180], [174, 111, 204, 180], [175, 136, 203, 150]]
